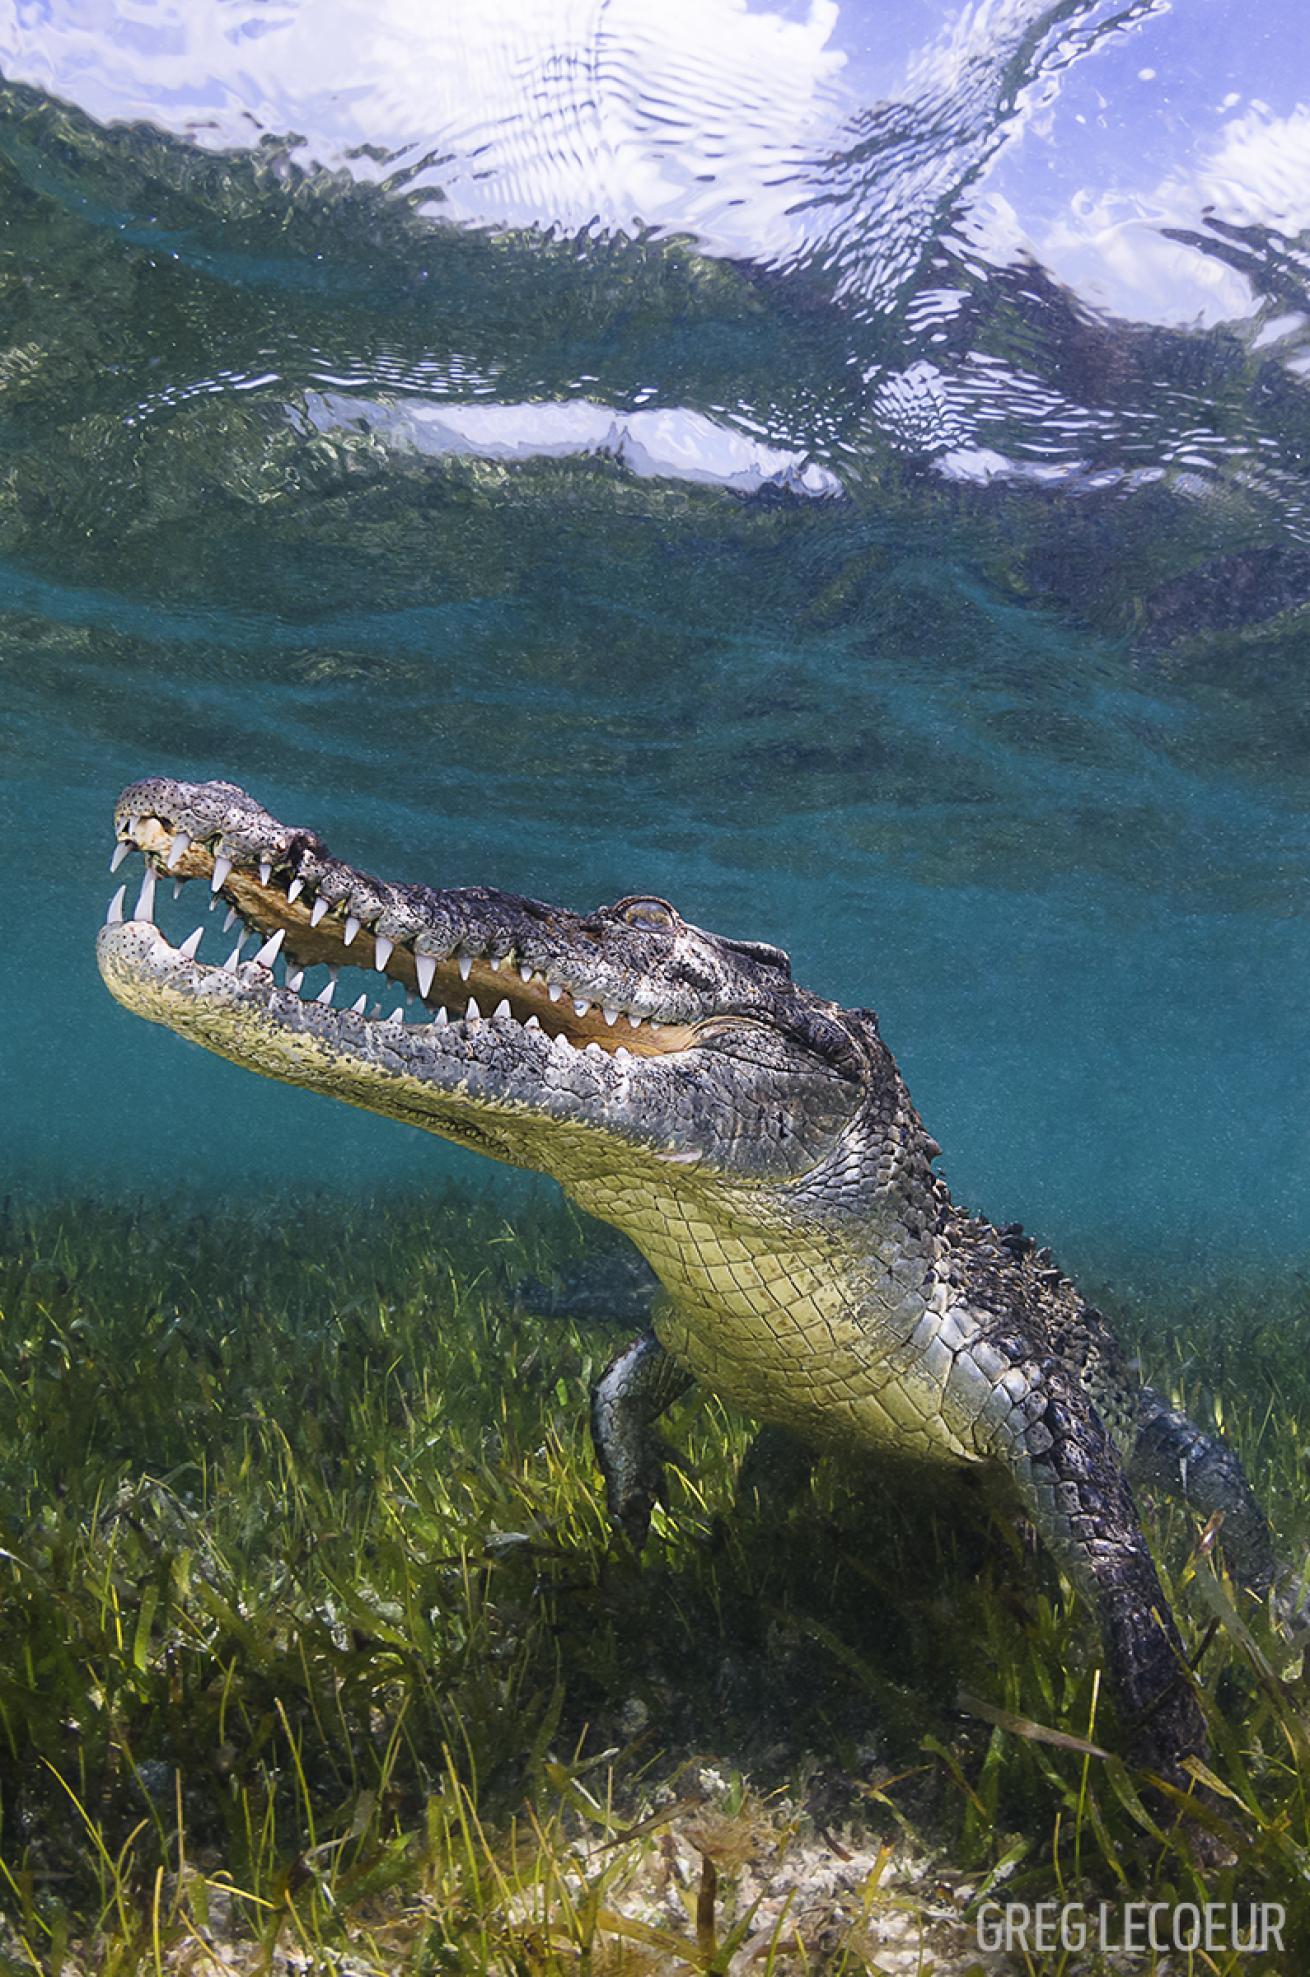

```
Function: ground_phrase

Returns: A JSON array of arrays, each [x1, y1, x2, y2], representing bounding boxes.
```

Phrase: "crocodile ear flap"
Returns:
[[718, 937, 792, 976], [792, 1006, 873, 1078]]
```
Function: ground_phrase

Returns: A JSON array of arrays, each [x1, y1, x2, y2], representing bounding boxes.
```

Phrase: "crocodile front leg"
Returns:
[[1011, 1366, 1207, 1784], [591, 1330, 694, 1546], [1132, 1387, 1276, 1597], [737, 1423, 815, 1516], [515, 1245, 660, 1328]]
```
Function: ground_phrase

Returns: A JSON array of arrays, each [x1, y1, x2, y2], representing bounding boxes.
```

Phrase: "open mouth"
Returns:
[[101, 790, 698, 1059]]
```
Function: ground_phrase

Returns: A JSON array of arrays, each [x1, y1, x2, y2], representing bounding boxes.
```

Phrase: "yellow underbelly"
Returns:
[[654, 1289, 987, 1462], [570, 1176, 1018, 1467]]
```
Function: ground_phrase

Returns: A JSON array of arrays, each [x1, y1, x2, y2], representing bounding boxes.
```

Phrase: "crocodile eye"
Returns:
[[613, 895, 677, 930]]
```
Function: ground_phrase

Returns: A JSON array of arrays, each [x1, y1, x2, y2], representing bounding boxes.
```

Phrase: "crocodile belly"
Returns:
[[573, 1180, 1012, 1466], [654, 1285, 992, 1465]]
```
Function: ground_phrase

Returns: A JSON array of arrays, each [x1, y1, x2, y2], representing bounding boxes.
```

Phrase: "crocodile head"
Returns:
[[95, 779, 935, 1243]]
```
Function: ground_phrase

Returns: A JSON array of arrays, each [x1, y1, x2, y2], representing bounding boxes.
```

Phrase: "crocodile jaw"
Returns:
[[96, 916, 658, 1173], [95, 779, 868, 1191]]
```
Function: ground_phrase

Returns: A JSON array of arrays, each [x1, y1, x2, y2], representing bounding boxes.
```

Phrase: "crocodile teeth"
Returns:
[[316, 979, 336, 1005], [489, 955, 502, 971], [222, 943, 244, 971], [350, 993, 368, 1015], [383, 1007, 405, 1028], [310, 896, 329, 928], [287, 877, 304, 904], [602, 1006, 618, 1025], [166, 829, 190, 869], [287, 969, 305, 993], [415, 953, 436, 997], [614, 1045, 631, 1061], [458, 955, 472, 982], [573, 998, 591, 1017], [374, 935, 393, 970], [211, 854, 232, 894], [133, 868, 156, 922], [110, 841, 131, 873], [222, 905, 238, 932], [466, 997, 481, 1021], [252, 928, 284, 967], [493, 998, 511, 1020], [547, 982, 563, 1002], [106, 885, 126, 924], [628, 1012, 643, 1028], [524, 1013, 541, 1029], [343, 914, 360, 946], [434, 1005, 448, 1027], [178, 926, 204, 961], [259, 858, 272, 885], [172, 880, 183, 901], [519, 964, 534, 983]]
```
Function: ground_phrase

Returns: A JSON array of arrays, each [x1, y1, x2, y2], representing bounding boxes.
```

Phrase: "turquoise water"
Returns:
[[2, 0, 1309, 1286]]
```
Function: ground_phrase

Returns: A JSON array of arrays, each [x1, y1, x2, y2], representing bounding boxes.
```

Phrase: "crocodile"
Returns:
[[96, 776, 1279, 1797]]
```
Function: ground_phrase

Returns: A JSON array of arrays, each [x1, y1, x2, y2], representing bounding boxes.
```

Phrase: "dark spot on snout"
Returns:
[[286, 830, 329, 870]]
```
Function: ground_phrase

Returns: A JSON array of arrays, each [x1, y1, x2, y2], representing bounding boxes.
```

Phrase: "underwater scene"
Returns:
[[3, 0, 1310, 1968]]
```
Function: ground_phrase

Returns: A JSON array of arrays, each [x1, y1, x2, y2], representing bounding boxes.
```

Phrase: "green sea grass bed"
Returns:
[[5, 0, 1310, 1966], [1, 1191, 1307, 1974]]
